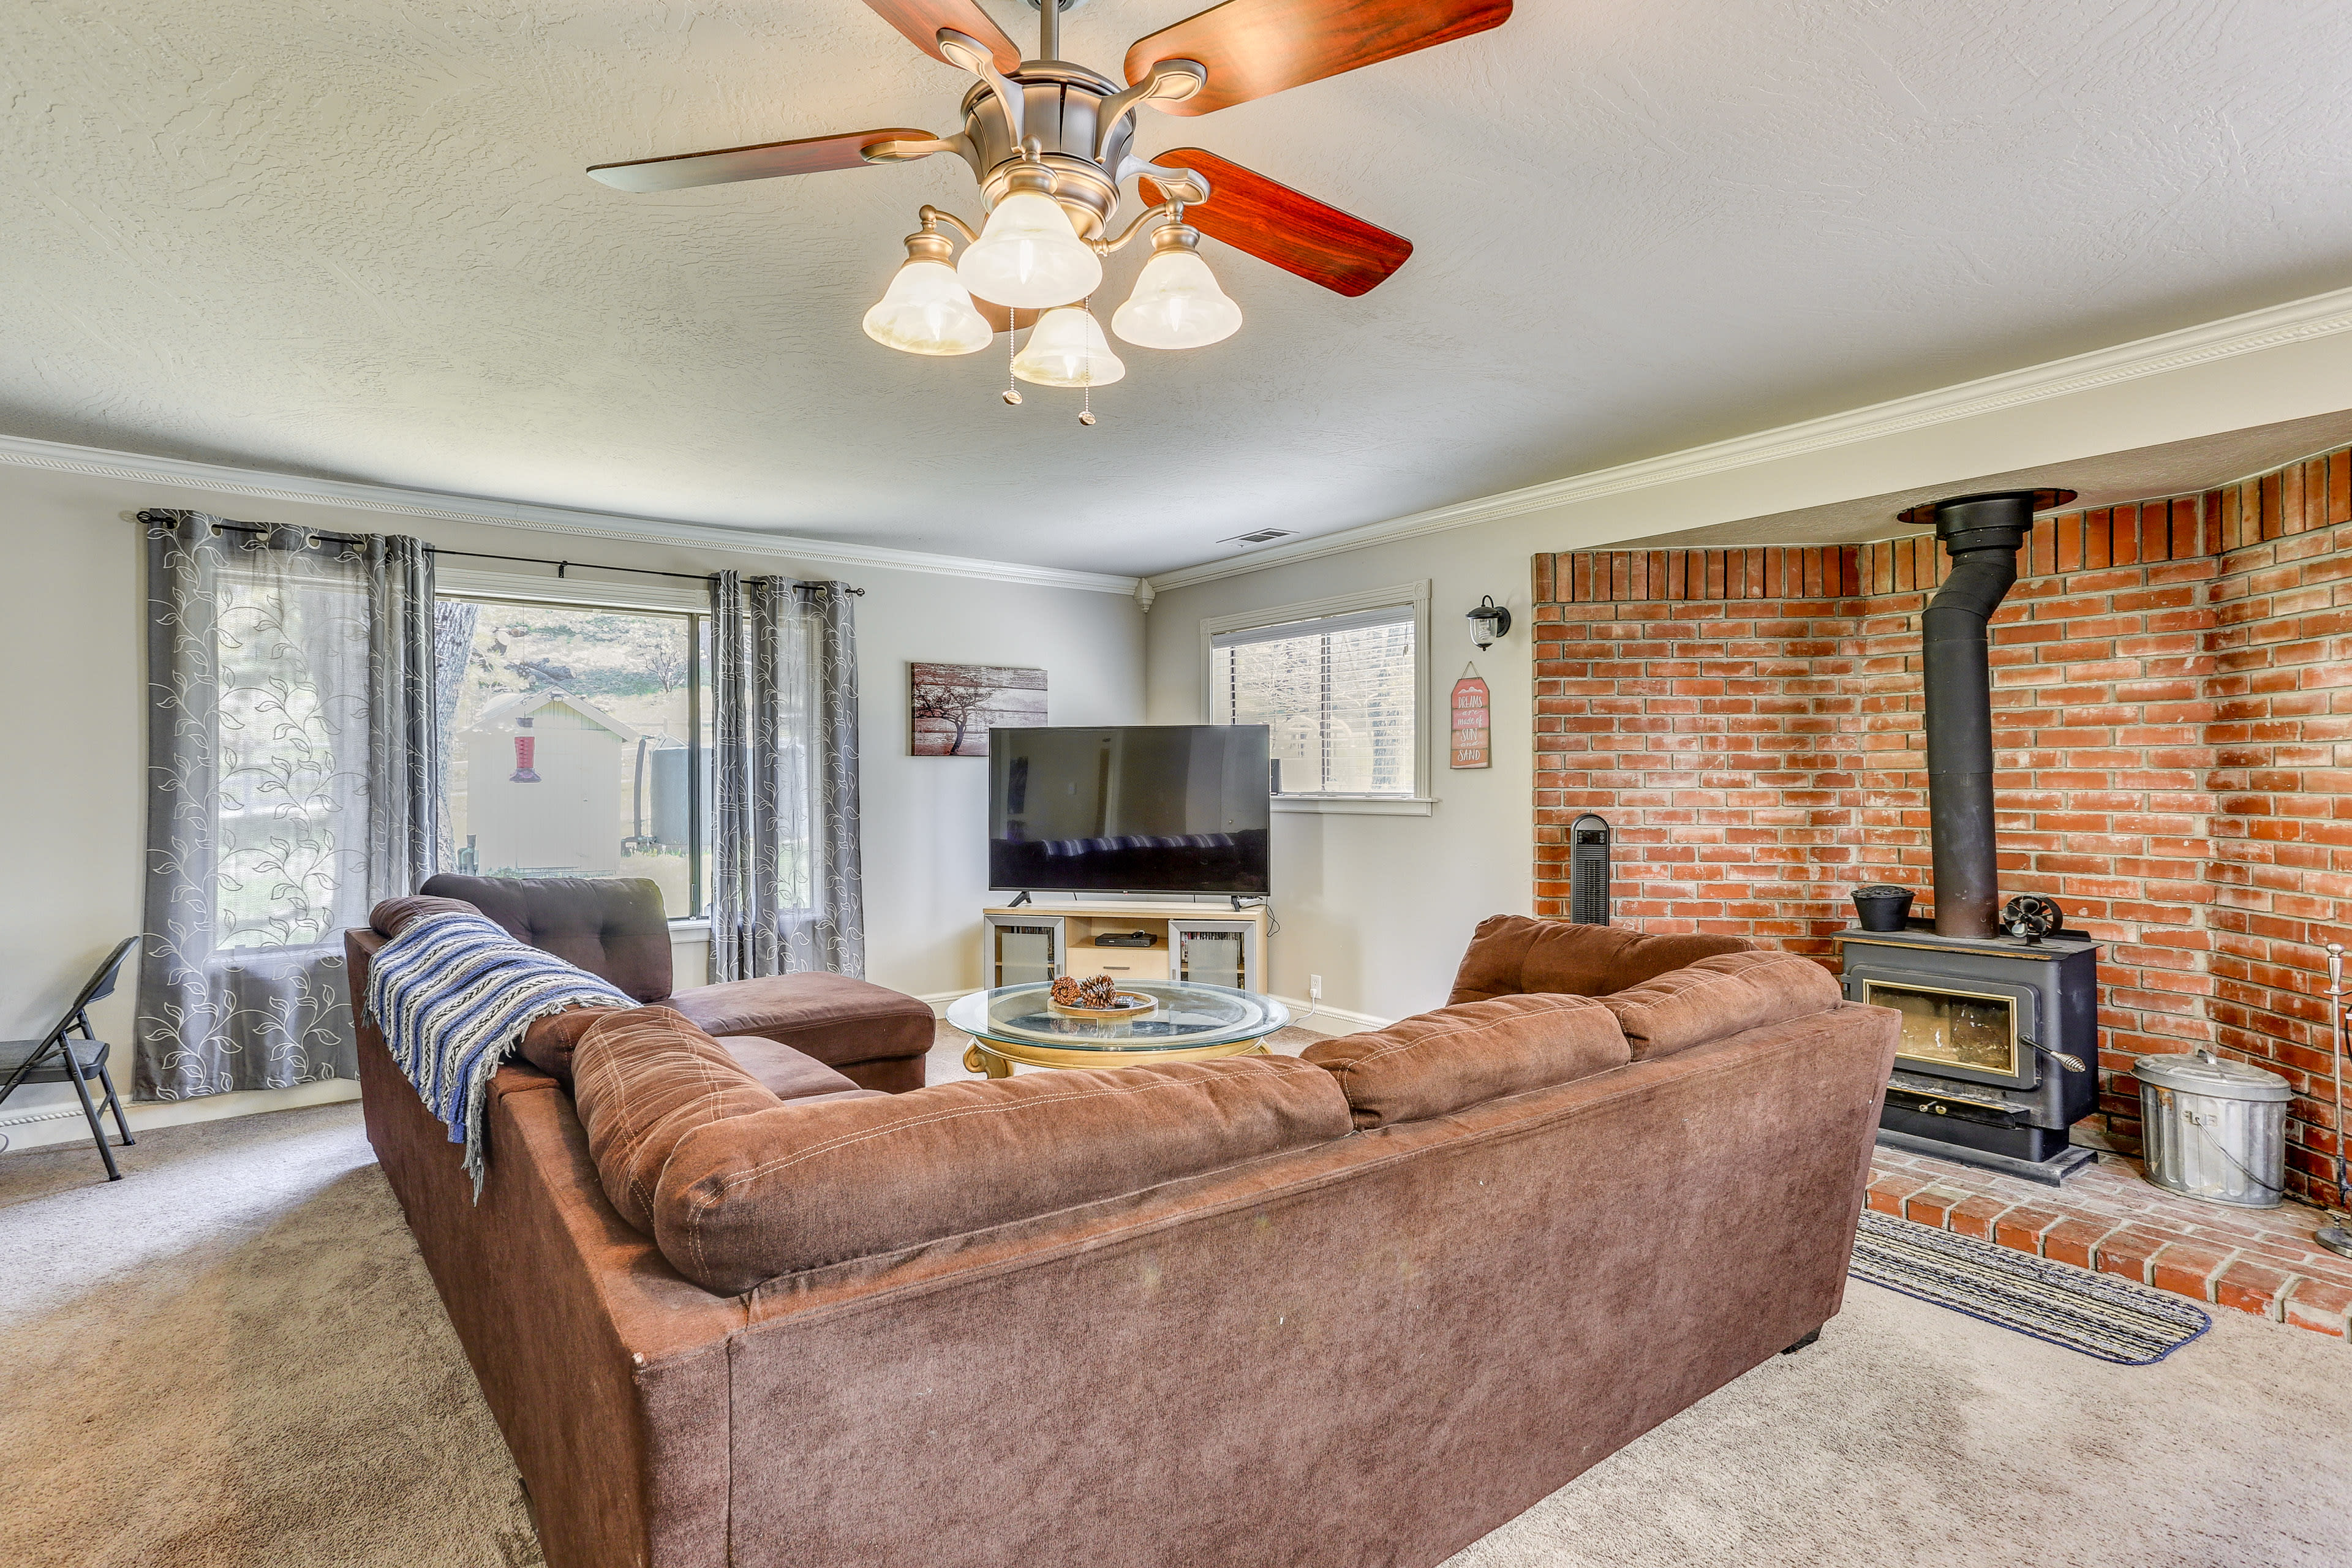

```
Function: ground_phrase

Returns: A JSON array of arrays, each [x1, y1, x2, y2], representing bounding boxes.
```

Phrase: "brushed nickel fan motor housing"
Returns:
[[957, 61, 1134, 240]]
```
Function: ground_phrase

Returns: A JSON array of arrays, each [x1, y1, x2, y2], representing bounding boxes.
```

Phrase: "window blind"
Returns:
[[1211, 603, 1415, 796]]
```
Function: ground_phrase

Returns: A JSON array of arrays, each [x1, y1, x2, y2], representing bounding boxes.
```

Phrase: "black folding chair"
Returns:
[[1, 937, 140, 1180]]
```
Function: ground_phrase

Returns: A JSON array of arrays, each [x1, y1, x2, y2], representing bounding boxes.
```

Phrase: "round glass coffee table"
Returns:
[[948, 981, 1292, 1078]]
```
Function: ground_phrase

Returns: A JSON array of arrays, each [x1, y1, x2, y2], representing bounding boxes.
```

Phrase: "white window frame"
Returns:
[[435, 565, 715, 926], [1199, 580, 1433, 816]]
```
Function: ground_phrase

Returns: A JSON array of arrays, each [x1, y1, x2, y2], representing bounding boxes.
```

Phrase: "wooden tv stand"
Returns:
[[981, 902, 1268, 993]]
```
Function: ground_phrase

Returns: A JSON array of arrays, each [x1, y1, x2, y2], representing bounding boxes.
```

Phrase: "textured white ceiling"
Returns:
[[7, 1, 2352, 576]]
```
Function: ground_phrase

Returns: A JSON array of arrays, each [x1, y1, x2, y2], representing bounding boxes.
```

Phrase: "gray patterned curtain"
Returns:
[[709, 571, 864, 981], [135, 513, 438, 1099]]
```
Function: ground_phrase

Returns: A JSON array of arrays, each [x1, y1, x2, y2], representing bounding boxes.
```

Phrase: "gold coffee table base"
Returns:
[[961, 1036, 1272, 1079]]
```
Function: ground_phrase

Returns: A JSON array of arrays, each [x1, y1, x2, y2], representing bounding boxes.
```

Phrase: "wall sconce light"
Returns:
[[1465, 595, 1513, 650]]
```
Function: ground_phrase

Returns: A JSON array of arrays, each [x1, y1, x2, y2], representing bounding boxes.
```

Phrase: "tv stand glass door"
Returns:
[[984, 914, 1065, 987], [1170, 919, 1257, 992]]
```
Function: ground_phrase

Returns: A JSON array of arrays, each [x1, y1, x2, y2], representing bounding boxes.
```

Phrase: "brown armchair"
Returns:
[[415, 873, 935, 1093]]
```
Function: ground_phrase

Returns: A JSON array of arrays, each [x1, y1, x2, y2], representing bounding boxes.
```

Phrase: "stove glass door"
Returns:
[[1866, 981, 2020, 1077]]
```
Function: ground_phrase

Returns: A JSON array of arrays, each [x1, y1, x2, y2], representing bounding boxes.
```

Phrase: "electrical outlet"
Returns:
[[1310, 975, 1322, 1000]]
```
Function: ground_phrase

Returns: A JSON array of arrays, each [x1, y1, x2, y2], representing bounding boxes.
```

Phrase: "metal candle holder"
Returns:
[[2320, 943, 2352, 1259]]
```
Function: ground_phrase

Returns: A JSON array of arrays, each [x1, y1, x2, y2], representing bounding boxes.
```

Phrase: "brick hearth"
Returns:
[[1868, 1147, 2352, 1339], [1533, 439, 2352, 1207]]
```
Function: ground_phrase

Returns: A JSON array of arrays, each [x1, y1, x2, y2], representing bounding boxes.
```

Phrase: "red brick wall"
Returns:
[[1533, 448, 2352, 1205], [2207, 451, 2352, 1206]]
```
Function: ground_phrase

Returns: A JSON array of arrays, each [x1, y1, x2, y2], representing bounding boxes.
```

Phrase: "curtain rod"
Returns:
[[135, 510, 864, 595]]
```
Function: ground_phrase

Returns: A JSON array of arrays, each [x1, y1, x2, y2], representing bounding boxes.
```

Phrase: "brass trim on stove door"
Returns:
[[1847, 967, 2041, 1091], [1865, 978, 2022, 1076]]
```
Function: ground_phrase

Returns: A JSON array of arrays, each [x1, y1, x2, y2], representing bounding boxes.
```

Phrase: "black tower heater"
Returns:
[[1569, 813, 1611, 925]]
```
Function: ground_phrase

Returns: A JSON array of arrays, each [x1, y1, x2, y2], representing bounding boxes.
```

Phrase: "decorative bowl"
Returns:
[[1046, 992, 1156, 1019]]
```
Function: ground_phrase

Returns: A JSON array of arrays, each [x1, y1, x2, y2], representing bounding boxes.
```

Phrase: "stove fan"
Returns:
[[1999, 894, 2064, 945]]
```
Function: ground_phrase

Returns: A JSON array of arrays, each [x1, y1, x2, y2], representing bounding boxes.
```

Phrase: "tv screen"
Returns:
[[989, 725, 1271, 895]]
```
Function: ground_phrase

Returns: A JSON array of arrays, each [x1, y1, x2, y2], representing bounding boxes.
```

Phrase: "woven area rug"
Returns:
[[1850, 1208, 2211, 1365]]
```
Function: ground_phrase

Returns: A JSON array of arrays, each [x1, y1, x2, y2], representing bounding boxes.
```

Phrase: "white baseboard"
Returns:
[[1269, 997, 1389, 1036], [0, 1077, 361, 1155]]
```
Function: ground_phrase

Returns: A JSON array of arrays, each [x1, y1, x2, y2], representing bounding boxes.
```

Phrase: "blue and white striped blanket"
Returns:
[[366, 909, 632, 1193]]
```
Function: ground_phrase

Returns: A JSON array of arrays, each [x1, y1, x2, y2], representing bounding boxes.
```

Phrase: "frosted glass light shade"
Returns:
[[862, 258, 993, 356], [1112, 247, 1242, 349], [1011, 306, 1125, 387], [956, 190, 1101, 309]]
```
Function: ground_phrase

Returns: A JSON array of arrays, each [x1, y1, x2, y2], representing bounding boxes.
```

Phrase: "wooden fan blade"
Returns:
[[864, 0, 1023, 72], [1126, 0, 1510, 116], [1143, 149, 1411, 296], [588, 129, 935, 193]]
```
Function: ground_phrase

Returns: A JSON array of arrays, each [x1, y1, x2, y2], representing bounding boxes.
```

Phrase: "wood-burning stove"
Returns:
[[1840, 927, 2098, 1183], [1838, 486, 2101, 1185]]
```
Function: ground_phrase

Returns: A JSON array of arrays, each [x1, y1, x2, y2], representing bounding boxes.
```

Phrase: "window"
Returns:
[[438, 592, 712, 919], [1205, 584, 1428, 807], [214, 551, 371, 951]]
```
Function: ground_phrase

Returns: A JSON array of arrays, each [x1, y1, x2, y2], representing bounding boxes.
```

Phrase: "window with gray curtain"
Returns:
[[707, 572, 863, 981], [135, 512, 436, 1099]]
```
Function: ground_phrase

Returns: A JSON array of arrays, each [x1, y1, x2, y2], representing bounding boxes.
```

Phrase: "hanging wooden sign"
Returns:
[[1450, 669, 1491, 769]]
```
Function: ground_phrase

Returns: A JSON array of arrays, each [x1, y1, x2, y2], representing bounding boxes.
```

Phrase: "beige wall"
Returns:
[[0, 461, 1142, 1152], [1145, 327, 2352, 1023], [1147, 545, 1536, 1024]]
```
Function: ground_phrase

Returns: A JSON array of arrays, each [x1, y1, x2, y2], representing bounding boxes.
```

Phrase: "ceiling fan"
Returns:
[[587, 0, 1512, 413]]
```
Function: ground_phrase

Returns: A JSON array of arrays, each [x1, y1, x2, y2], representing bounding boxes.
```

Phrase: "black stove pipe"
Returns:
[[1902, 488, 2074, 938]]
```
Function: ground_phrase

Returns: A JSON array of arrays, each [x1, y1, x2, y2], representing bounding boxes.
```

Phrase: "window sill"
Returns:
[[1271, 795, 1434, 816], [668, 918, 712, 938]]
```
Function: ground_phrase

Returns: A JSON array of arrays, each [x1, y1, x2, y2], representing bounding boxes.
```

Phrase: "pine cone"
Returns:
[[1050, 975, 1085, 1006], [1078, 973, 1119, 1008]]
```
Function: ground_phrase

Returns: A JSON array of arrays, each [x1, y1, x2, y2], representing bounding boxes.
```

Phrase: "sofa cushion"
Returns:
[[668, 972, 936, 1073], [419, 873, 674, 1002], [572, 1006, 786, 1235], [1600, 949, 1843, 1060], [713, 1035, 886, 1104], [1303, 994, 1631, 1129], [368, 894, 482, 938], [649, 1057, 1353, 1294], [1447, 914, 1758, 1003]]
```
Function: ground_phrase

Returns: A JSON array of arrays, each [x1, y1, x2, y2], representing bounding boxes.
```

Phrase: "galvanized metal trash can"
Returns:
[[2133, 1050, 2291, 1208]]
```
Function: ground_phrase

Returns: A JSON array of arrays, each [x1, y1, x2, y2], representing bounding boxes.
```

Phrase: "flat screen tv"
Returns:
[[989, 725, 1271, 895]]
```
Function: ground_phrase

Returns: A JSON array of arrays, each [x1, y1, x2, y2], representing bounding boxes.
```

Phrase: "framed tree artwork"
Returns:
[[908, 663, 1047, 756]]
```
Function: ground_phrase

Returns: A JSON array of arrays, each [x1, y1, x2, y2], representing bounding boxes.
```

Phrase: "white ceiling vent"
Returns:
[[1219, 528, 1294, 548]]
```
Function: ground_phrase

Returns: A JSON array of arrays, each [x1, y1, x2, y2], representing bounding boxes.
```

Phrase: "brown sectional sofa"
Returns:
[[347, 900, 1897, 1568]]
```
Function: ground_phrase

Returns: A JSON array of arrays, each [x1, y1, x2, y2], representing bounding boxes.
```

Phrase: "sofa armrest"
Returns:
[[345, 927, 386, 1026]]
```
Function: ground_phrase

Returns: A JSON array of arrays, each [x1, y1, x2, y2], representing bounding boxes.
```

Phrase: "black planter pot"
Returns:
[[1851, 884, 1915, 933]]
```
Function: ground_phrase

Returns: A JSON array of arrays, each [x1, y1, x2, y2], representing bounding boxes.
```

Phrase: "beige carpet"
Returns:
[[4, 1096, 2348, 1568]]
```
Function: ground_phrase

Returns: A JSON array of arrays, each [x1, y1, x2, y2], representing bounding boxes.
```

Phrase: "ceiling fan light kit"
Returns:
[[954, 158, 1104, 308], [1112, 222, 1242, 349], [862, 229, 997, 355], [1012, 304, 1125, 387], [588, 0, 1512, 413]]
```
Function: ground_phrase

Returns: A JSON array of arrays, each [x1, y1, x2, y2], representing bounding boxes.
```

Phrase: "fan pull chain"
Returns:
[[1002, 309, 1022, 405], [1077, 295, 1098, 426]]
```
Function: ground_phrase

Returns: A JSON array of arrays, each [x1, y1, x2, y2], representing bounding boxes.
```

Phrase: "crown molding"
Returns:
[[0, 431, 1141, 597], [1145, 282, 2352, 594]]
